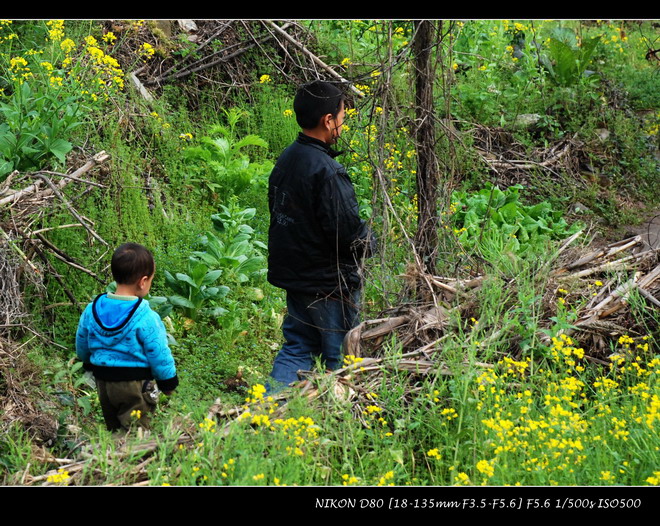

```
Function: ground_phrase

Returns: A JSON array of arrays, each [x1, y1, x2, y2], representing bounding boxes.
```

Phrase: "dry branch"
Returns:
[[263, 20, 365, 98], [0, 151, 109, 207], [144, 22, 294, 87], [32, 174, 108, 247]]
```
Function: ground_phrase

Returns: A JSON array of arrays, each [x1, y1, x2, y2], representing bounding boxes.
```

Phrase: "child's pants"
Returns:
[[96, 379, 159, 431]]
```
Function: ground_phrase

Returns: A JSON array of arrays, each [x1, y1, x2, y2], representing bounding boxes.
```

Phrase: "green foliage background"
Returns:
[[1, 19, 658, 488]]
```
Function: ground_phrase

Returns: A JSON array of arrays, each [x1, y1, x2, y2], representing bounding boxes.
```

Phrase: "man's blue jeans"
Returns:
[[269, 289, 360, 388]]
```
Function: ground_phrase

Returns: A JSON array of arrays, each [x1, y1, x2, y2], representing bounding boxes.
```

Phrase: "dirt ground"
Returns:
[[625, 208, 660, 250]]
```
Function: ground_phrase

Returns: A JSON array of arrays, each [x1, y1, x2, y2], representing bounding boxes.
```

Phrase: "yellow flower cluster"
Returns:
[[273, 415, 319, 457], [220, 458, 235, 479], [392, 24, 408, 48], [476, 459, 495, 478], [383, 141, 403, 171], [376, 470, 395, 486], [501, 356, 530, 377], [0, 20, 17, 44], [453, 471, 471, 485], [149, 111, 171, 130], [342, 473, 360, 485], [355, 83, 370, 95], [259, 74, 271, 84], [362, 403, 391, 436], [199, 417, 216, 433], [283, 109, 293, 117], [60, 38, 76, 54], [646, 471, 660, 486], [440, 407, 459, 421], [251, 414, 271, 427], [469, 328, 659, 484], [47, 468, 70, 485], [343, 354, 364, 368], [9, 56, 32, 84], [245, 383, 267, 403], [75, 36, 126, 99], [549, 333, 585, 369], [46, 20, 65, 42], [426, 389, 441, 403], [140, 42, 155, 60]]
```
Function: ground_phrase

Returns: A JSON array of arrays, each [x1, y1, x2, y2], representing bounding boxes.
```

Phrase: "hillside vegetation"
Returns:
[[0, 19, 659, 487]]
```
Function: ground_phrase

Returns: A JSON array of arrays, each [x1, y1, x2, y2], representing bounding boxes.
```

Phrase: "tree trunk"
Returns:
[[413, 20, 440, 275]]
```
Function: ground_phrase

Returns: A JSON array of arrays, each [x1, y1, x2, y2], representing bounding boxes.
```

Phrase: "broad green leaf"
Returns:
[[206, 306, 228, 317], [202, 269, 223, 285], [175, 272, 198, 289], [49, 138, 73, 163], [168, 295, 196, 309]]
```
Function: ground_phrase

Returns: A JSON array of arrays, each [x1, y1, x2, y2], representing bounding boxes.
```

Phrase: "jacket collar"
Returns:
[[296, 132, 343, 158]]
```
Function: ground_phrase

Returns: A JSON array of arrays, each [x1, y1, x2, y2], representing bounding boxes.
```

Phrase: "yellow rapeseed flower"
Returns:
[[46, 20, 65, 42], [47, 468, 70, 484], [646, 471, 660, 485], [376, 470, 395, 486], [454, 472, 471, 486], [199, 417, 217, 432], [476, 459, 495, 478], [60, 38, 76, 54], [140, 42, 155, 59]]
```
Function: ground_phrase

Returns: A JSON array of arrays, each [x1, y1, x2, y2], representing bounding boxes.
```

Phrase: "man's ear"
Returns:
[[320, 113, 333, 131]]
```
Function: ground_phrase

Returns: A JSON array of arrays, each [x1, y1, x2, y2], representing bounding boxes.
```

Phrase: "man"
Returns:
[[267, 80, 374, 388]]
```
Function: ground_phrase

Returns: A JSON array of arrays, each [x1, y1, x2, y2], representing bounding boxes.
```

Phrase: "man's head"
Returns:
[[111, 243, 155, 297], [293, 80, 345, 144]]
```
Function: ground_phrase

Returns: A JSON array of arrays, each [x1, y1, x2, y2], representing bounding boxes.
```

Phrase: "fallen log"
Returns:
[[0, 151, 110, 207]]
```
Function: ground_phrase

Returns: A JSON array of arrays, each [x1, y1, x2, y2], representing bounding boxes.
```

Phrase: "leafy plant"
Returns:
[[183, 109, 273, 198], [540, 28, 600, 86], [160, 261, 230, 321], [193, 232, 265, 285], [450, 184, 581, 257], [0, 82, 83, 179], [194, 202, 267, 284]]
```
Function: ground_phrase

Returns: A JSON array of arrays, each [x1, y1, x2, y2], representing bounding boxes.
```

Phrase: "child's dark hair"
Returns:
[[111, 243, 155, 285], [293, 80, 345, 130]]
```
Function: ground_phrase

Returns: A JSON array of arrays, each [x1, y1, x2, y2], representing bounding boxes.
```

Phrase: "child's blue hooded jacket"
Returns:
[[76, 293, 178, 392]]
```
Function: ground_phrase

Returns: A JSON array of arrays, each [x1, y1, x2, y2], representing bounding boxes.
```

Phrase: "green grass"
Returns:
[[1, 19, 659, 487]]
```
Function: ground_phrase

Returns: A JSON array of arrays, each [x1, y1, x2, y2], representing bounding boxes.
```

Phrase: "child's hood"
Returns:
[[91, 293, 145, 331]]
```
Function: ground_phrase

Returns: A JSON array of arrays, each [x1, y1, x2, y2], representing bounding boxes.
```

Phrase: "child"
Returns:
[[76, 242, 178, 431]]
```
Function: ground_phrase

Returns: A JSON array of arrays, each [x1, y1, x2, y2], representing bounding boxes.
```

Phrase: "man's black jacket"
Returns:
[[267, 133, 374, 296]]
